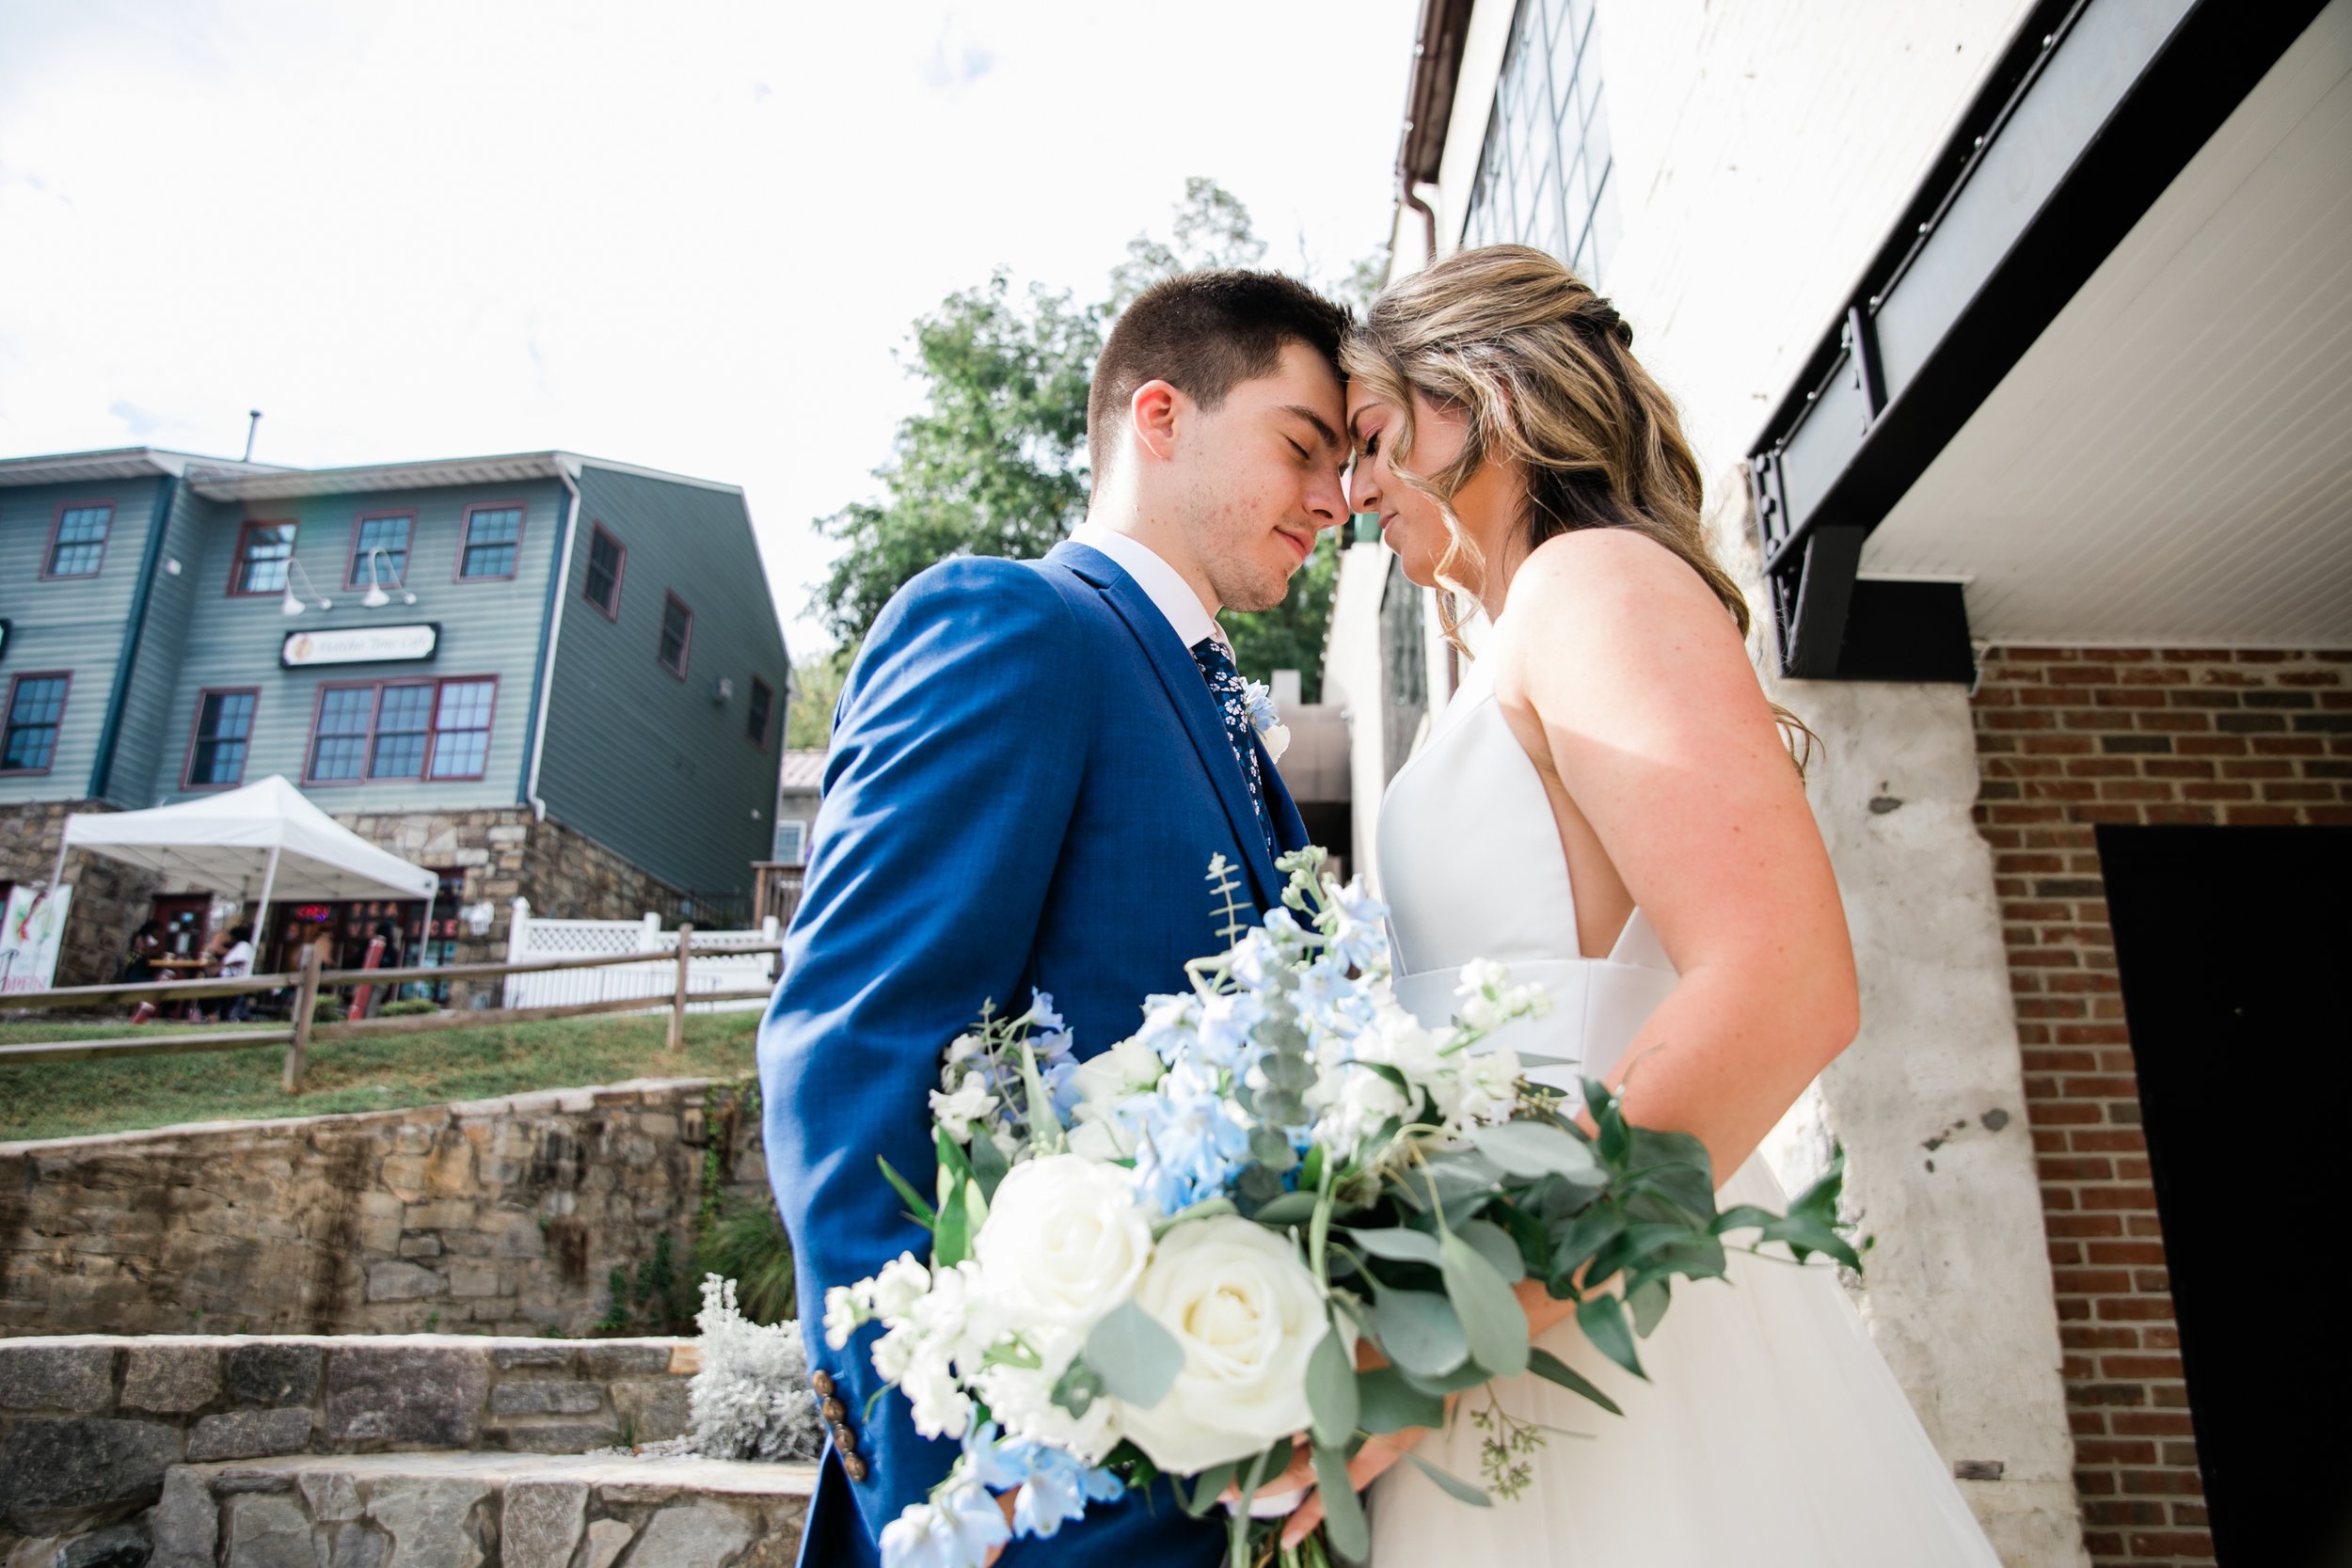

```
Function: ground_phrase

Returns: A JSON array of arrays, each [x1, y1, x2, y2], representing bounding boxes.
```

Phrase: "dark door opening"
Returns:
[[2098, 825, 2352, 1568]]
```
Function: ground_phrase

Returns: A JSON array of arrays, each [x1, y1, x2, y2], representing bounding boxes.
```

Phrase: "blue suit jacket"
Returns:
[[760, 540, 1310, 1567]]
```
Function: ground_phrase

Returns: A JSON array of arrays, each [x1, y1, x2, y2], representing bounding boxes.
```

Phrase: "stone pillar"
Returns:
[[1710, 473, 2090, 1568]]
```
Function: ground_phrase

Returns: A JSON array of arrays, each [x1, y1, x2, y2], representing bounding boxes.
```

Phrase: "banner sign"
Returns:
[[0, 884, 71, 995], [281, 623, 438, 667]]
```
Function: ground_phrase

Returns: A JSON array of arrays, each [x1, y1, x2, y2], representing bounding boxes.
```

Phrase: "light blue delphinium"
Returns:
[[1129, 1060, 1254, 1212], [1190, 989, 1267, 1071], [1325, 882, 1391, 974], [959, 1423, 1125, 1542]]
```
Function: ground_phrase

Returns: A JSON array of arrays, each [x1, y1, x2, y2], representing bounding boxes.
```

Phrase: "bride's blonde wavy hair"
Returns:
[[1342, 244, 1811, 765]]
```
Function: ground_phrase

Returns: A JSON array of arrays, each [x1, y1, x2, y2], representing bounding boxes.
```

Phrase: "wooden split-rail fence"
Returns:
[[0, 926, 782, 1094]]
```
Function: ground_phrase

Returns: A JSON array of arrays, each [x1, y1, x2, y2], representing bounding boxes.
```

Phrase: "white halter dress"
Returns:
[[1367, 657, 2001, 1566]]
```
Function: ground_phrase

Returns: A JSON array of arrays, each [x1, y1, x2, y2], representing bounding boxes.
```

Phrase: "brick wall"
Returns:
[[1969, 646, 2351, 1568]]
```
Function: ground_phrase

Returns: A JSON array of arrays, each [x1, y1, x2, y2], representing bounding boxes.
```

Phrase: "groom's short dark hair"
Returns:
[[1089, 270, 1350, 481]]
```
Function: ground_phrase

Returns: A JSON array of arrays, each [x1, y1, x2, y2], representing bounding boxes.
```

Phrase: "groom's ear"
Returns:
[[1129, 378, 1184, 466]]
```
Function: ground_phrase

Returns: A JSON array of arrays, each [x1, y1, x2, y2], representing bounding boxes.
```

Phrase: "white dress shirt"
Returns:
[[1069, 521, 1230, 652]]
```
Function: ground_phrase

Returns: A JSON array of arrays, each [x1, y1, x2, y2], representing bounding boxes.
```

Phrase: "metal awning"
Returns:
[[1745, 0, 2331, 678]]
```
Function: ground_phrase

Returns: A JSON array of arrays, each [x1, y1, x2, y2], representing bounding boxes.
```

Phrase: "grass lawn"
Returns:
[[0, 1008, 761, 1144]]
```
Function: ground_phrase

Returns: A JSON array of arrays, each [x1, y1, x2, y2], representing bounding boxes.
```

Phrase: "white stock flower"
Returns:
[[972, 1154, 1153, 1333], [901, 1344, 975, 1440], [973, 1326, 1122, 1465], [1069, 1035, 1163, 1158], [929, 1079, 998, 1146], [869, 1252, 931, 1325], [1117, 1216, 1328, 1474], [821, 1283, 867, 1352]]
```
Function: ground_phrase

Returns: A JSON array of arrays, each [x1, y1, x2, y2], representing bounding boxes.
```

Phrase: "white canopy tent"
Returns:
[[50, 775, 439, 971]]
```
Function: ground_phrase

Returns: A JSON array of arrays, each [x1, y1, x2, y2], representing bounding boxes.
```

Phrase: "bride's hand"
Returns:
[[1254, 1279, 1585, 1547], [981, 1490, 1018, 1565]]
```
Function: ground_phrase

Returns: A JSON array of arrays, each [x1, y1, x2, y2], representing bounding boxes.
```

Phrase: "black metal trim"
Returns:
[[1747, 0, 2329, 678]]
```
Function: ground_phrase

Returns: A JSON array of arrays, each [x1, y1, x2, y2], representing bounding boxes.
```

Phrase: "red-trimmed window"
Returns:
[[347, 512, 413, 589], [1, 673, 70, 774], [458, 504, 523, 579], [746, 676, 774, 748], [583, 525, 626, 619], [43, 503, 113, 578], [658, 593, 693, 677], [184, 689, 258, 788], [305, 677, 498, 784], [427, 680, 495, 777], [230, 521, 298, 595]]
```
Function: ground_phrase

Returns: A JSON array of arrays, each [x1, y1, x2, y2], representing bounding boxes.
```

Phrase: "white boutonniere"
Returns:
[[1240, 678, 1291, 765]]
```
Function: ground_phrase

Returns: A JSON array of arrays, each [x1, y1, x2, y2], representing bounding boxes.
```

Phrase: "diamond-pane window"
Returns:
[[1463, 0, 1617, 288]]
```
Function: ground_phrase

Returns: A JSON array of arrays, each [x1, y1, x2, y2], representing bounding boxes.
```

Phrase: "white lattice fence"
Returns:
[[502, 900, 780, 1013]]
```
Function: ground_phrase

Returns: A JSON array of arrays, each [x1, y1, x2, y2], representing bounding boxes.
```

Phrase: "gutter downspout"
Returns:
[[87, 473, 178, 804], [517, 456, 581, 821], [1401, 178, 1438, 271]]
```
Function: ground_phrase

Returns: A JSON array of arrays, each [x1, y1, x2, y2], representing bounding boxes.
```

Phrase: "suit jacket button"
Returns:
[[812, 1370, 835, 1398], [843, 1452, 869, 1483], [834, 1423, 858, 1455], [820, 1397, 847, 1423]]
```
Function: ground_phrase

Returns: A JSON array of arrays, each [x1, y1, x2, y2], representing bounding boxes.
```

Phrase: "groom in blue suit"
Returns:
[[761, 270, 1353, 1567]]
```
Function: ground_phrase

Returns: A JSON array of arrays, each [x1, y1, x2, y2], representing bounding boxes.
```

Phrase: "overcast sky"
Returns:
[[0, 0, 1415, 654]]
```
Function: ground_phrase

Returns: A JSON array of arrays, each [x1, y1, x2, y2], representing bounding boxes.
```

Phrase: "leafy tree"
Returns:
[[812, 181, 1384, 702], [785, 647, 850, 749]]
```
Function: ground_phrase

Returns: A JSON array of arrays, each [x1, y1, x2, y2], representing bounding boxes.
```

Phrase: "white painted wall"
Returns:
[[1345, 5, 2094, 1561]]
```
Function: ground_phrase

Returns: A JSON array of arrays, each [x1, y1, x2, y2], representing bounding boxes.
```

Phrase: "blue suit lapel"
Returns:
[[1050, 540, 1285, 908]]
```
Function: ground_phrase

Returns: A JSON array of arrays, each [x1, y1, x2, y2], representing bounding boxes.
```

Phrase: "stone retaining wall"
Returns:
[[143, 1453, 813, 1568], [0, 1079, 771, 1339], [0, 1334, 698, 1549]]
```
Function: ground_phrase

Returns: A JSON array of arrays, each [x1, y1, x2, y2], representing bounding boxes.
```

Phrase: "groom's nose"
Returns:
[[1304, 462, 1347, 531]]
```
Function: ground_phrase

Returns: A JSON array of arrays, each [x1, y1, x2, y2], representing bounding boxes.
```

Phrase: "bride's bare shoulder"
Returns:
[[1494, 527, 1740, 670]]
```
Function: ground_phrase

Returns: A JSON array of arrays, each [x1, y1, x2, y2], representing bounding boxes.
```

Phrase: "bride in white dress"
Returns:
[[1273, 245, 2003, 1564]]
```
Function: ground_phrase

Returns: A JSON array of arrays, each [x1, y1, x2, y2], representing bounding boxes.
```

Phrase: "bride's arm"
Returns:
[[1270, 531, 1857, 1550], [1499, 527, 1859, 1179]]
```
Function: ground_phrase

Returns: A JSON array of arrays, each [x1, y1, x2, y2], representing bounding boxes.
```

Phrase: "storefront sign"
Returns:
[[281, 623, 438, 667], [0, 884, 71, 995]]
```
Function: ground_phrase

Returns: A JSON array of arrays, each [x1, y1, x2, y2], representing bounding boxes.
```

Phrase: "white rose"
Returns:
[[930, 1078, 997, 1145], [1118, 1216, 1328, 1474], [1260, 721, 1291, 764], [1072, 1036, 1164, 1110], [972, 1154, 1152, 1333]]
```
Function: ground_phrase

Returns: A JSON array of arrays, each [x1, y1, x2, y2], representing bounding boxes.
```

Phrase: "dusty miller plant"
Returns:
[[689, 1274, 826, 1463]]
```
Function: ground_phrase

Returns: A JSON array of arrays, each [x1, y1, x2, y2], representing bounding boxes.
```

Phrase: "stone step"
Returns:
[[146, 1452, 817, 1568]]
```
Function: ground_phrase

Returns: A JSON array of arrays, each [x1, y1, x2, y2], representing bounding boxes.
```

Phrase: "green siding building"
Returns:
[[0, 446, 788, 986]]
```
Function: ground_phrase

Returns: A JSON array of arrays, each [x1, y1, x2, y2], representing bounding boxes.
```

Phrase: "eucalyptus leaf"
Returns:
[[1356, 1366, 1447, 1433], [1152, 1196, 1236, 1238], [1372, 1286, 1469, 1378], [1253, 1190, 1321, 1227], [1401, 1450, 1493, 1508], [1313, 1443, 1370, 1563], [1396, 1358, 1498, 1397], [1439, 1228, 1529, 1379], [1457, 1218, 1525, 1283], [1084, 1300, 1184, 1406], [1576, 1292, 1645, 1381], [1306, 1324, 1359, 1448], [1527, 1346, 1622, 1416], [1177, 1460, 1237, 1518], [1472, 1120, 1601, 1182], [1346, 1227, 1442, 1264]]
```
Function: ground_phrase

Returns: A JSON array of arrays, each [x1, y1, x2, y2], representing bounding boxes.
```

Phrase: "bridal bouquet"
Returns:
[[825, 850, 1857, 1568]]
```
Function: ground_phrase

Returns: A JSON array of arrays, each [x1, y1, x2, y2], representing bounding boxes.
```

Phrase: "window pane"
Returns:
[[660, 598, 691, 673], [586, 531, 623, 613], [47, 506, 112, 575], [461, 507, 521, 578], [3, 677, 67, 770], [309, 688, 373, 781], [189, 690, 256, 786], [747, 679, 772, 742], [370, 685, 434, 779], [428, 680, 494, 778], [237, 524, 296, 594], [353, 516, 411, 585]]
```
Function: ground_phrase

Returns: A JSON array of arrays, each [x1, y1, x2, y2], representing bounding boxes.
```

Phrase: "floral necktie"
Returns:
[[1190, 636, 1278, 864]]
